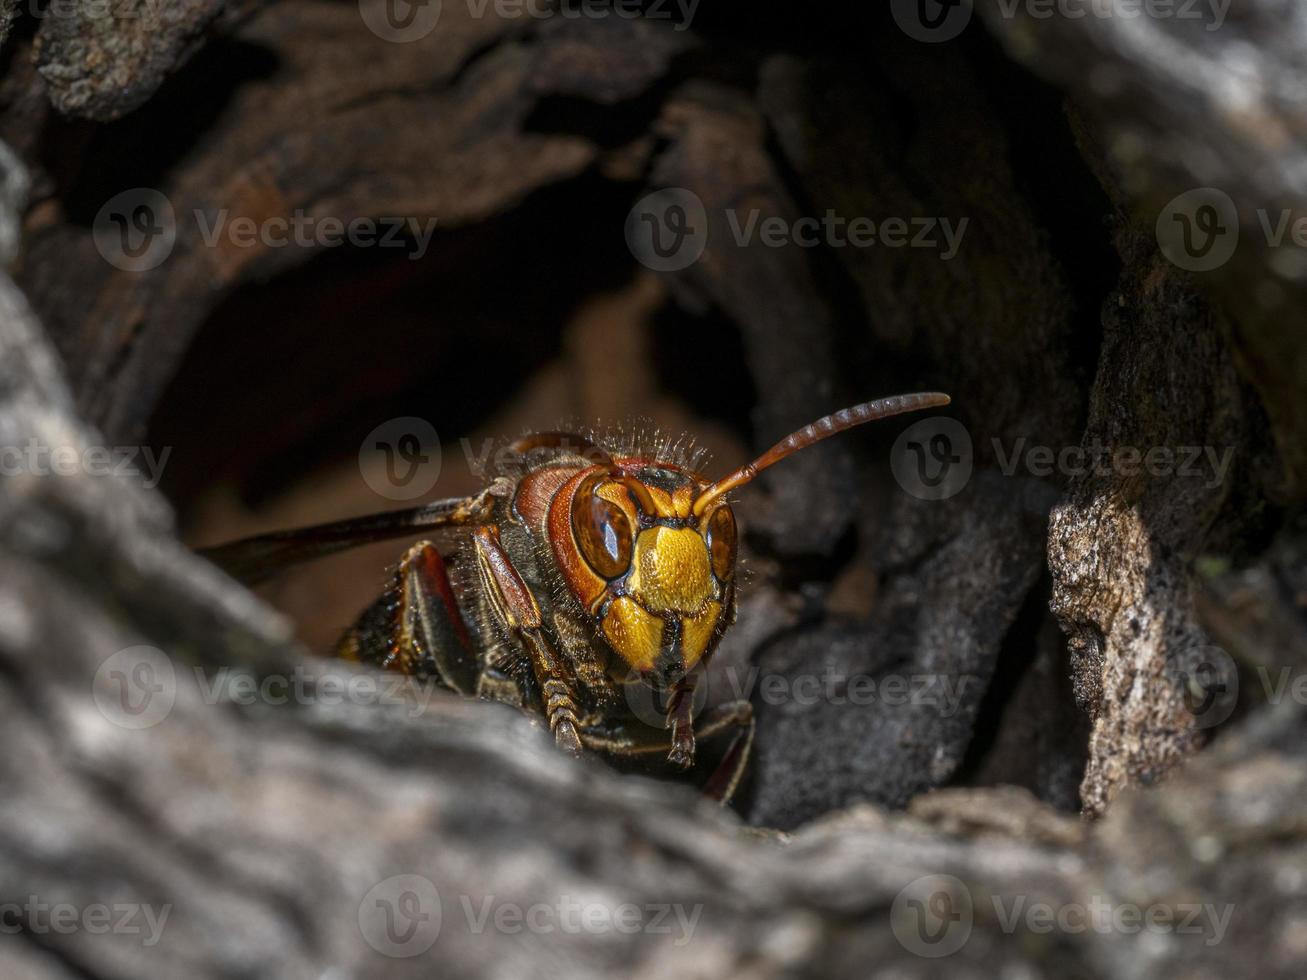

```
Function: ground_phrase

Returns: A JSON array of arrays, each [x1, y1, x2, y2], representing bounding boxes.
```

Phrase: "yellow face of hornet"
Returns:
[[539, 394, 952, 688], [550, 463, 737, 687]]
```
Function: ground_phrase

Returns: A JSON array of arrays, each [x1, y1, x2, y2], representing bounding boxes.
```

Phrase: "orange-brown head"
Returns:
[[524, 392, 951, 688], [546, 459, 737, 688]]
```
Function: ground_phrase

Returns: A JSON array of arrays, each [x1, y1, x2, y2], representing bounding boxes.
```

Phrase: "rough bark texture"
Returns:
[[982, 0, 1307, 499], [0, 1, 1305, 977], [1048, 224, 1260, 815], [32, 0, 237, 121]]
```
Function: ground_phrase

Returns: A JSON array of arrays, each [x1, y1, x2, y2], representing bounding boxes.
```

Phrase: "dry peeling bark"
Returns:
[[980, 0, 1301, 815], [0, 303, 1304, 976], [734, 41, 1089, 821], [0, 0, 15, 51], [14, 4, 693, 442], [32, 0, 237, 121], [981, 0, 1307, 501], [1048, 225, 1261, 815], [0, 1, 1306, 977], [1, 289, 1305, 977], [8, 1, 1100, 830]]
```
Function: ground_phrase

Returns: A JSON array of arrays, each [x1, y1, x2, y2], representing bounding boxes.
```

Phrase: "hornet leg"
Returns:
[[337, 540, 479, 695], [472, 524, 584, 755]]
